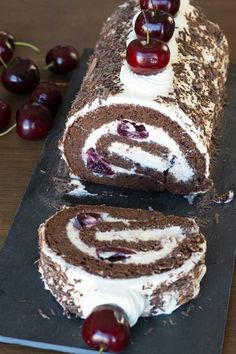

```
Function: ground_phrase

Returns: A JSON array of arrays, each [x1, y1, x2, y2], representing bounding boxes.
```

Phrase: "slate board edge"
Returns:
[[0, 336, 109, 354]]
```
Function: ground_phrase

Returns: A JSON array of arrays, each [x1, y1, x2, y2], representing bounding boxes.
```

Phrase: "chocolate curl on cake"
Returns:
[[61, 0, 229, 195], [38, 205, 206, 326]]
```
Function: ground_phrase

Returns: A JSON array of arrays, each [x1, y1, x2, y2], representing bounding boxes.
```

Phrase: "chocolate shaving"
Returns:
[[213, 190, 234, 204]]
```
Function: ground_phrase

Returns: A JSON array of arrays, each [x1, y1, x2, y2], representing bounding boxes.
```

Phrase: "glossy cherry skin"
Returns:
[[0, 38, 14, 63], [140, 0, 180, 16], [30, 82, 62, 116], [135, 10, 175, 42], [0, 99, 11, 132], [46, 45, 79, 74], [126, 38, 170, 75], [0, 31, 15, 47], [82, 304, 131, 353], [0, 31, 15, 63], [16, 103, 53, 140], [1, 57, 40, 94]]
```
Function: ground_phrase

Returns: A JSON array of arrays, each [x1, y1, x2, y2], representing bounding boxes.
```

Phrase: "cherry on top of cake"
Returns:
[[126, 0, 181, 75], [140, 0, 180, 16]]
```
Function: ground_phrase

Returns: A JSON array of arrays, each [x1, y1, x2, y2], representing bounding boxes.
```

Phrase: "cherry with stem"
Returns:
[[44, 45, 79, 74], [1, 57, 40, 94], [142, 10, 150, 45], [0, 124, 16, 137], [82, 304, 131, 353], [135, 9, 175, 42], [0, 30, 40, 64]]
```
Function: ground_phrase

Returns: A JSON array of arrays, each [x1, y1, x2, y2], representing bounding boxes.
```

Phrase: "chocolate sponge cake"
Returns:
[[38, 205, 206, 326], [60, 0, 229, 195]]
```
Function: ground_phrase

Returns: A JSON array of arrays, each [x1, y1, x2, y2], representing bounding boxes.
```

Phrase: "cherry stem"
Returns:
[[151, 0, 156, 9], [14, 41, 40, 53], [98, 347, 104, 354], [0, 56, 7, 68], [55, 82, 68, 87], [142, 10, 150, 45], [43, 62, 54, 71], [0, 123, 16, 137]]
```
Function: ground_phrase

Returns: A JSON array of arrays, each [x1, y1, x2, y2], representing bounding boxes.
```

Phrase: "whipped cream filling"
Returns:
[[40, 218, 206, 326], [82, 120, 195, 182], [66, 219, 189, 265]]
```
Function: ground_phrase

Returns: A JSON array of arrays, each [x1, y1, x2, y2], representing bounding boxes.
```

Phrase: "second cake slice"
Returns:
[[39, 205, 206, 326]]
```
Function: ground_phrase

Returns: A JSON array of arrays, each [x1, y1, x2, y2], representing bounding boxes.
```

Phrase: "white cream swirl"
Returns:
[[82, 120, 195, 182]]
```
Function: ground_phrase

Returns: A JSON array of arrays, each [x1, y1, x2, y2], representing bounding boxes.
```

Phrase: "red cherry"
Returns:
[[45, 45, 79, 74], [0, 38, 14, 63], [126, 38, 170, 75], [30, 82, 62, 116], [0, 30, 40, 65], [16, 103, 53, 140], [1, 57, 40, 94], [86, 148, 115, 176], [140, 0, 180, 16], [135, 10, 175, 42], [0, 99, 11, 132], [82, 304, 130, 353], [0, 31, 15, 46]]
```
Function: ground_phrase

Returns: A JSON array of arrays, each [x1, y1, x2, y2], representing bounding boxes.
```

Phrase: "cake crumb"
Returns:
[[162, 319, 168, 327], [144, 327, 154, 336], [187, 303, 194, 313], [50, 308, 56, 316], [19, 299, 28, 303], [214, 213, 220, 224], [181, 311, 189, 317], [169, 318, 177, 326], [213, 190, 234, 204], [148, 206, 154, 211], [38, 308, 50, 320]]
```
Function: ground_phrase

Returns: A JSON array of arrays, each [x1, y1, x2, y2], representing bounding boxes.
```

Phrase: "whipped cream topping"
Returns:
[[39, 211, 206, 326], [120, 0, 193, 99]]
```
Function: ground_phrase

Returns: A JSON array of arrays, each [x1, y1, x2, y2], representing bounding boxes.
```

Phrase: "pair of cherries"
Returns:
[[1, 46, 79, 95], [0, 82, 62, 139], [127, 0, 180, 75]]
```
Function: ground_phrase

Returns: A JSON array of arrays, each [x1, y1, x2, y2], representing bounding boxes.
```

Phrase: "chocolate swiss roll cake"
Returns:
[[61, 0, 229, 195], [38, 205, 206, 326]]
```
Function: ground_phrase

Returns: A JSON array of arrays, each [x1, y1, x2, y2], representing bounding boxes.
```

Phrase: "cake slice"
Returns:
[[38, 205, 206, 326], [60, 0, 229, 195]]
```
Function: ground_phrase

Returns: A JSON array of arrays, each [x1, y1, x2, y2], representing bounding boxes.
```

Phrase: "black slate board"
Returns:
[[0, 49, 236, 354]]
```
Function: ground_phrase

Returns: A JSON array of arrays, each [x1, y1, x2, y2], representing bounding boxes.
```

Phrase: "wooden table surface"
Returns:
[[0, 0, 235, 353]]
